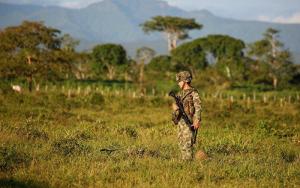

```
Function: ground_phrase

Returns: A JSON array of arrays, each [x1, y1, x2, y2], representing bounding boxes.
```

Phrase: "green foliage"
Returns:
[[92, 43, 127, 80], [0, 21, 78, 91], [247, 28, 295, 88], [89, 92, 105, 106], [171, 41, 208, 71], [141, 16, 202, 51], [141, 16, 202, 35], [136, 47, 156, 64], [0, 82, 13, 94], [203, 35, 245, 59], [147, 55, 172, 72]]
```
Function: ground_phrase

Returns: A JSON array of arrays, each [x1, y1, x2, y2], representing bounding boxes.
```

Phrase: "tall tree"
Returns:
[[0, 21, 68, 91], [248, 28, 292, 88], [203, 35, 246, 80], [92, 44, 127, 80], [136, 47, 156, 88], [171, 40, 208, 76], [141, 16, 202, 51]]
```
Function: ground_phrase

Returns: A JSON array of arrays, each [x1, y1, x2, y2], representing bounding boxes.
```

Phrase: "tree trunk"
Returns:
[[171, 39, 177, 50], [139, 61, 145, 92], [272, 76, 278, 89], [139, 61, 145, 84], [27, 75, 33, 92], [107, 65, 115, 80], [225, 66, 232, 79], [167, 33, 172, 52], [189, 66, 196, 79], [171, 34, 179, 50], [27, 55, 32, 65]]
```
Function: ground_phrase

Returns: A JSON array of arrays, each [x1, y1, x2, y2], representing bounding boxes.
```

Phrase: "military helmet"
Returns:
[[176, 71, 192, 83]]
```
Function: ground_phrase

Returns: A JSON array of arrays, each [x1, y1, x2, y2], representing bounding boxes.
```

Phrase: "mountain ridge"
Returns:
[[0, 0, 299, 62]]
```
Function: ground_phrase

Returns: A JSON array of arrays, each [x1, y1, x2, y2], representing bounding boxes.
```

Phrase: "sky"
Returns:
[[0, 0, 300, 23]]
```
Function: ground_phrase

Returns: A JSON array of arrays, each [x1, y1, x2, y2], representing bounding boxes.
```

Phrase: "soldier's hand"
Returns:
[[172, 103, 179, 111], [193, 121, 201, 130]]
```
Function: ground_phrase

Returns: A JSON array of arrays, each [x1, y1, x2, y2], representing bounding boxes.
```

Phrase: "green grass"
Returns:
[[0, 88, 299, 187]]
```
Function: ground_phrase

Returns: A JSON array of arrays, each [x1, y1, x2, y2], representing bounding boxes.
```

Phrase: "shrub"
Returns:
[[16, 127, 49, 141], [0, 146, 31, 172], [280, 149, 297, 163], [89, 93, 105, 106], [52, 138, 91, 157], [0, 82, 13, 95], [118, 127, 138, 139]]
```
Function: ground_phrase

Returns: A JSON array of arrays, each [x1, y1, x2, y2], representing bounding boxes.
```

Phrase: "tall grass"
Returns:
[[0, 86, 299, 187]]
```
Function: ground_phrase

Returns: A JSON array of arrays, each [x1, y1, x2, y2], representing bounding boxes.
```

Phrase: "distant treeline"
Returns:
[[0, 19, 300, 92]]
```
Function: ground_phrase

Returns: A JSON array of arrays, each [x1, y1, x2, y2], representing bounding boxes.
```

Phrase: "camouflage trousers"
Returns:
[[178, 120, 195, 161]]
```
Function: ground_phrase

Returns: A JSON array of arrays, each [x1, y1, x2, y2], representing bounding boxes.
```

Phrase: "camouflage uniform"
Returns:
[[173, 71, 202, 161]]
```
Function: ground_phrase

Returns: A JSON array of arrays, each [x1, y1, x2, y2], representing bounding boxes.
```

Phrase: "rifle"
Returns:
[[169, 91, 198, 144]]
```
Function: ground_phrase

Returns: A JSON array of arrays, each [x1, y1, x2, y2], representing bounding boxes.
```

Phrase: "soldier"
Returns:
[[172, 71, 202, 161]]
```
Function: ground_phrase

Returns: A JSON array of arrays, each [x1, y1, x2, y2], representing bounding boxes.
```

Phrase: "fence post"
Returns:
[[77, 86, 81, 95], [263, 94, 267, 104], [247, 97, 251, 109], [68, 89, 71, 98]]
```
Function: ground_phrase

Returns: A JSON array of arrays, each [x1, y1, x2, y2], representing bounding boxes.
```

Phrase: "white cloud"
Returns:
[[59, 1, 85, 9], [57, 0, 102, 8], [258, 13, 300, 24]]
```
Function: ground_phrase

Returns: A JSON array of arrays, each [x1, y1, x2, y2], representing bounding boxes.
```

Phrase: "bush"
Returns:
[[52, 138, 91, 157], [16, 127, 49, 141], [0, 82, 13, 95], [118, 126, 138, 139], [89, 92, 105, 106], [280, 149, 297, 163], [0, 146, 32, 172]]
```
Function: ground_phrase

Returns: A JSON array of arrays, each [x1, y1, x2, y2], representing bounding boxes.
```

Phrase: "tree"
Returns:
[[141, 16, 202, 51], [136, 47, 156, 88], [61, 34, 80, 52], [147, 55, 172, 72], [92, 44, 127, 80], [248, 28, 293, 89], [199, 35, 246, 81], [0, 21, 69, 91], [171, 35, 246, 80], [59, 34, 91, 80], [171, 40, 208, 76]]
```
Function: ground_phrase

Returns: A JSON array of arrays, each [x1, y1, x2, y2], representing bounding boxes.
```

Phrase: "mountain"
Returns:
[[0, 0, 300, 62]]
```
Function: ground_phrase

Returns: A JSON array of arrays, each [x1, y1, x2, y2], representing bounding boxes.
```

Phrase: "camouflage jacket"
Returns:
[[172, 88, 202, 124]]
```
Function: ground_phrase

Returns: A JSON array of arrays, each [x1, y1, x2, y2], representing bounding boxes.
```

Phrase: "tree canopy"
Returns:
[[92, 44, 127, 80], [141, 16, 202, 51], [0, 21, 73, 91], [248, 28, 293, 88]]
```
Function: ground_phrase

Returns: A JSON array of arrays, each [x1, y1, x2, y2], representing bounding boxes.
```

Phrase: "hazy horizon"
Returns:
[[0, 0, 300, 24]]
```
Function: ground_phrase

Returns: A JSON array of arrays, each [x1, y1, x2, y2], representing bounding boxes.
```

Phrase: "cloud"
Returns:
[[58, 0, 102, 8], [258, 13, 300, 24]]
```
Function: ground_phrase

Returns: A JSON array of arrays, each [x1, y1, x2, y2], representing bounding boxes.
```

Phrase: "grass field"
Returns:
[[0, 87, 299, 187]]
